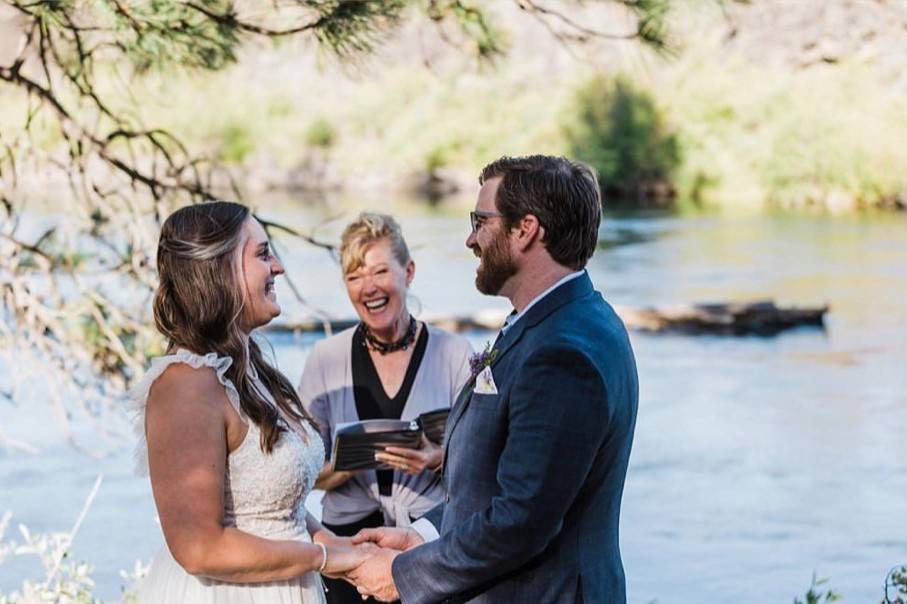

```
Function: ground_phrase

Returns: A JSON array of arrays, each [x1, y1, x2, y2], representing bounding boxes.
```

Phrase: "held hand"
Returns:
[[346, 547, 400, 602], [321, 542, 378, 577], [351, 526, 424, 552], [312, 530, 351, 548], [375, 435, 442, 475]]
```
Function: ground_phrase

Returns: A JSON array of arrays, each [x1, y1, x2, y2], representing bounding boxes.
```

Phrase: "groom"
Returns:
[[347, 155, 639, 603]]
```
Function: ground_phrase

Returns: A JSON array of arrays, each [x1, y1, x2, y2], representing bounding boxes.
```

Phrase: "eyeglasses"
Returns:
[[469, 210, 504, 232]]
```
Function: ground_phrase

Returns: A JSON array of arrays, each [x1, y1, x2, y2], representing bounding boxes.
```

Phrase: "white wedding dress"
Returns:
[[131, 349, 327, 604]]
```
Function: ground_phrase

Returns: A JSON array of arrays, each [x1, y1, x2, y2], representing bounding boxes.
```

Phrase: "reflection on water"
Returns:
[[597, 225, 669, 250], [1, 205, 906, 602]]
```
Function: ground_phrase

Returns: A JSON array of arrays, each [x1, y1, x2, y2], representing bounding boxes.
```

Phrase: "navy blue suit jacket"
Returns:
[[392, 272, 639, 603]]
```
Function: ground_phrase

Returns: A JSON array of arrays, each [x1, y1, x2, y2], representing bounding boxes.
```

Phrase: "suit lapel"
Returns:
[[443, 381, 473, 448], [443, 316, 528, 453]]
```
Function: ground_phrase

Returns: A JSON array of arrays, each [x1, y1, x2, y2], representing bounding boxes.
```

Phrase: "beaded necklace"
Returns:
[[361, 314, 417, 355]]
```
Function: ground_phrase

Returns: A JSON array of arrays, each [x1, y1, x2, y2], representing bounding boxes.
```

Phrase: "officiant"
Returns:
[[297, 212, 472, 604]]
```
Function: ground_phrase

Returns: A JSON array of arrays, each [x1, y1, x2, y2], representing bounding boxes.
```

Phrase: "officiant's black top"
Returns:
[[352, 323, 429, 495]]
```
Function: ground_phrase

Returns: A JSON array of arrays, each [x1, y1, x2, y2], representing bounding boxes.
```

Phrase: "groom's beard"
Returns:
[[472, 230, 518, 296]]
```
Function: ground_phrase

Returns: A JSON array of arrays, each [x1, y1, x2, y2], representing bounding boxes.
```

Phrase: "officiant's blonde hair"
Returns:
[[340, 212, 412, 275]]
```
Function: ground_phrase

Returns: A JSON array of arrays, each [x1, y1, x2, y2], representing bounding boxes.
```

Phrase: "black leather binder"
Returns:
[[330, 408, 450, 471]]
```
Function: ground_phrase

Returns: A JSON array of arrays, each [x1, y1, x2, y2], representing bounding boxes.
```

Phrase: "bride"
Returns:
[[133, 201, 370, 602]]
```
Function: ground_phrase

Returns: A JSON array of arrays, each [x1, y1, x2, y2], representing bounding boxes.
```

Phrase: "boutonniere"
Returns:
[[468, 342, 500, 394], [469, 341, 498, 380]]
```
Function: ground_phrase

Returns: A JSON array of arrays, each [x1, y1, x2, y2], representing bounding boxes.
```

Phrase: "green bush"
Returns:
[[217, 123, 254, 163], [305, 117, 337, 150], [793, 573, 841, 604], [563, 74, 680, 198], [424, 144, 451, 174]]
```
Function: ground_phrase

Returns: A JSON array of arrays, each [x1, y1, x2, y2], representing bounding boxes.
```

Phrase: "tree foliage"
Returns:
[[564, 73, 680, 201], [0, 0, 670, 451], [884, 565, 907, 604]]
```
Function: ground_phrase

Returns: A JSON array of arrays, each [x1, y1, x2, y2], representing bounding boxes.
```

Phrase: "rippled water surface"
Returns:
[[2, 205, 906, 602]]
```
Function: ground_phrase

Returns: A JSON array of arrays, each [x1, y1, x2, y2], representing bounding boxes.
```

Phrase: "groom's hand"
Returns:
[[346, 547, 399, 602], [351, 526, 424, 551]]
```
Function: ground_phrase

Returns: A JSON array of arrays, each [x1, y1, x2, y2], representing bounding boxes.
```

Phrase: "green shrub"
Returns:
[[218, 123, 254, 163], [305, 117, 337, 150], [563, 74, 680, 198], [424, 144, 451, 174], [793, 573, 841, 604]]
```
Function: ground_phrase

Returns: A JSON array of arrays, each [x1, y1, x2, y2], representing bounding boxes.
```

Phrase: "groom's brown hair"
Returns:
[[479, 155, 601, 270]]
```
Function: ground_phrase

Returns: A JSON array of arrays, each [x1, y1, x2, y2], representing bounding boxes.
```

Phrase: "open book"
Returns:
[[330, 408, 450, 472]]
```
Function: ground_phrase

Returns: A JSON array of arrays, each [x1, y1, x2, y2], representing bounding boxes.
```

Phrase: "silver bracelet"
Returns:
[[316, 541, 327, 573]]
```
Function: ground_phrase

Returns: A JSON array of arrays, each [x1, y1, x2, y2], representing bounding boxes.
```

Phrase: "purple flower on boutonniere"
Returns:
[[469, 341, 499, 381]]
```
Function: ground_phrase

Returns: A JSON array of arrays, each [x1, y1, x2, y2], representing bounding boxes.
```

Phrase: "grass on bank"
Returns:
[[3, 22, 907, 213], [658, 53, 907, 212], [126, 31, 907, 213]]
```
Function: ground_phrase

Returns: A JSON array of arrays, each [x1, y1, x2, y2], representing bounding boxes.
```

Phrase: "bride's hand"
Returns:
[[312, 530, 351, 548], [322, 542, 378, 577], [375, 435, 443, 475]]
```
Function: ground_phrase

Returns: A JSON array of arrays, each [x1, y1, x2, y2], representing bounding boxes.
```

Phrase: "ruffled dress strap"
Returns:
[[129, 348, 243, 475]]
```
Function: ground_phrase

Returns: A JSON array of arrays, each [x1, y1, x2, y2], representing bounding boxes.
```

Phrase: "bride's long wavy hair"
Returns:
[[153, 201, 316, 453]]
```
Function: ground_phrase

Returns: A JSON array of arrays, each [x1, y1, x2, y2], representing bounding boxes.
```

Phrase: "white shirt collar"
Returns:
[[501, 270, 585, 334]]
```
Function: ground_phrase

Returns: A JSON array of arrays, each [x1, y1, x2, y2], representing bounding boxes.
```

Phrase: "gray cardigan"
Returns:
[[298, 324, 473, 526]]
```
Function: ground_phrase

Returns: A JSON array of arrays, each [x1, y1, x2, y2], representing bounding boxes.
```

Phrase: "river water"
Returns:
[[1, 204, 906, 603]]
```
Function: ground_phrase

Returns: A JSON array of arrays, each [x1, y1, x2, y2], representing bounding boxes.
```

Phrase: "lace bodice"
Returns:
[[130, 349, 325, 540]]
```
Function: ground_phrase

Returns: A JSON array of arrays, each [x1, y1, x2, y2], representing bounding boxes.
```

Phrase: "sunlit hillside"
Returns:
[[3, 1, 906, 211]]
